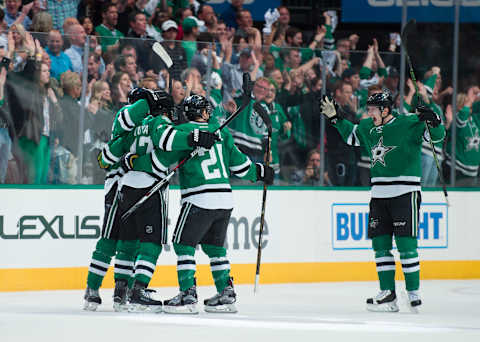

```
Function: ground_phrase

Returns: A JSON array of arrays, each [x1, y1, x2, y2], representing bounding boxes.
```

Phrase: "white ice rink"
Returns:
[[1, 280, 480, 342]]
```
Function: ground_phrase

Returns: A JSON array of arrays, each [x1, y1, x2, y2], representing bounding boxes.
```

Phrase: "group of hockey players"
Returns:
[[83, 65, 445, 314], [83, 78, 274, 314]]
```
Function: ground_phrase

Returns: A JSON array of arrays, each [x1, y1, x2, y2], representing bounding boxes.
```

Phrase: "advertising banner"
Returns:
[[342, 0, 480, 23], [0, 188, 479, 290]]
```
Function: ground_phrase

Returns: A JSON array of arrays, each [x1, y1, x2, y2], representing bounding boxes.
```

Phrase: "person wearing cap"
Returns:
[[148, 19, 187, 82], [95, 3, 124, 53], [146, 8, 170, 42], [182, 16, 200, 67]]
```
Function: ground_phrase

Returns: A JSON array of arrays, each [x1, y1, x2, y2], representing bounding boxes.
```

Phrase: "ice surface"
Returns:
[[1, 280, 479, 342]]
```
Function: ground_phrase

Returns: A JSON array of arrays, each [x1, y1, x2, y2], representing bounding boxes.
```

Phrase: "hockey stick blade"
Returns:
[[253, 101, 272, 135], [242, 72, 253, 99], [152, 42, 173, 68], [400, 19, 417, 47]]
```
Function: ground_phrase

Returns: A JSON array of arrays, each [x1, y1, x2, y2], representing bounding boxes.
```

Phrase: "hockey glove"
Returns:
[[120, 152, 138, 173], [319, 96, 342, 124], [417, 105, 441, 128], [97, 150, 109, 169], [188, 129, 219, 149], [127, 87, 159, 114], [256, 163, 274, 185]]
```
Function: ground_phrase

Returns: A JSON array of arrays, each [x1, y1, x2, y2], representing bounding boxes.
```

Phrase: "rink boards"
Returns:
[[0, 186, 479, 291]]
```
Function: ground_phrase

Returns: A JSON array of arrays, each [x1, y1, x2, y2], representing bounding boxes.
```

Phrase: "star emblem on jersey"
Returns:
[[371, 137, 397, 167], [466, 130, 480, 152]]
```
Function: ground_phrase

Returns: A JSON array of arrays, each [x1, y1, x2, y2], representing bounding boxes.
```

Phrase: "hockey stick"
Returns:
[[401, 19, 449, 206], [252, 101, 273, 294], [152, 42, 173, 94], [121, 73, 253, 221]]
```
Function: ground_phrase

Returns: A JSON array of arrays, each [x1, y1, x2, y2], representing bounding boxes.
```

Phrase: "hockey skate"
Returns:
[[366, 290, 399, 312], [128, 282, 163, 313], [83, 287, 101, 311], [112, 279, 129, 312], [163, 284, 199, 314], [405, 290, 422, 313], [204, 277, 237, 313]]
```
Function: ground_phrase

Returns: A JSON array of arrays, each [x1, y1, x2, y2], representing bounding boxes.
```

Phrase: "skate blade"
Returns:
[[163, 304, 199, 314], [401, 291, 420, 314], [407, 304, 420, 314], [128, 303, 163, 313], [83, 301, 99, 312], [366, 302, 399, 312], [204, 303, 237, 313], [113, 302, 130, 312]]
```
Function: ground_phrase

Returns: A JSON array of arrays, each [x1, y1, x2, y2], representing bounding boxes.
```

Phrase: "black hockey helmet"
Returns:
[[152, 90, 175, 118], [366, 91, 393, 112], [127, 87, 147, 104], [183, 95, 212, 121]]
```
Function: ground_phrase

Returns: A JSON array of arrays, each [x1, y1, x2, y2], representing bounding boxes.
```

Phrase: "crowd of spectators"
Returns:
[[0, 0, 478, 187]]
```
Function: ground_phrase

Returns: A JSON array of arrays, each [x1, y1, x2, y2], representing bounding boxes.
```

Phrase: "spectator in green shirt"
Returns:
[[95, 3, 124, 53], [181, 17, 199, 67]]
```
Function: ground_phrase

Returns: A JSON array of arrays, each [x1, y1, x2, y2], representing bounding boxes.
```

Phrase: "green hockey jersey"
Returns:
[[110, 99, 151, 140], [133, 121, 258, 209], [102, 115, 192, 188], [102, 99, 151, 193], [445, 106, 480, 177], [229, 99, 290, 170], [334, 114, 445, 198]]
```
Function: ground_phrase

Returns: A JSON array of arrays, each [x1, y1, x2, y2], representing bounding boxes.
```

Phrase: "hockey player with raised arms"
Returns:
[[320, 91, 445, 312], [127, 95, 274, 314]]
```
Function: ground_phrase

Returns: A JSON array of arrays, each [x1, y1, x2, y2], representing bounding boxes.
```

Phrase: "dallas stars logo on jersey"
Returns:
[[371, 136, 397, 167], [249, 106, 267, 135], [466, 129, 480, 152]]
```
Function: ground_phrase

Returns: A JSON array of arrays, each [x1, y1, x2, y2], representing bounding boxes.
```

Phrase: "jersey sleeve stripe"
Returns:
[[231, 164, 251, 178], [159, 126, 174, 151], [102, 145, 119, 164], [152, 152, 168, 177], [230, 159, 251, 172], [165, 129, 177, 151], [456, 117, 467, 128], [119, 108, 135, 131], [347, 125, 360, 146]]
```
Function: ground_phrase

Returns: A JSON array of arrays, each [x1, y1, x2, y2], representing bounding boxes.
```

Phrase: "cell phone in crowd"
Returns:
[[390, 33, 401, 46]]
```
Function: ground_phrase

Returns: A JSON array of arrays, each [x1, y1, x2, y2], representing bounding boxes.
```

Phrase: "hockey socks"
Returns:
[[201, 244, 231, 293], [87, 238, 117, 290], [115, 240, 138, 283], [173, 243, 196, 291], [396, 236, 420, 291], [134, 242, 162, 286], [372, 235, 395, 291]]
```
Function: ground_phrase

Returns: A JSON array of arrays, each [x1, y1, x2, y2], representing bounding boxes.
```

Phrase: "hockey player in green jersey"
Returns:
[[84, 87, 172, 311], [320, 91, 445, 312], [129, 95, 274, 314], [97, 94, 219, 313]]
